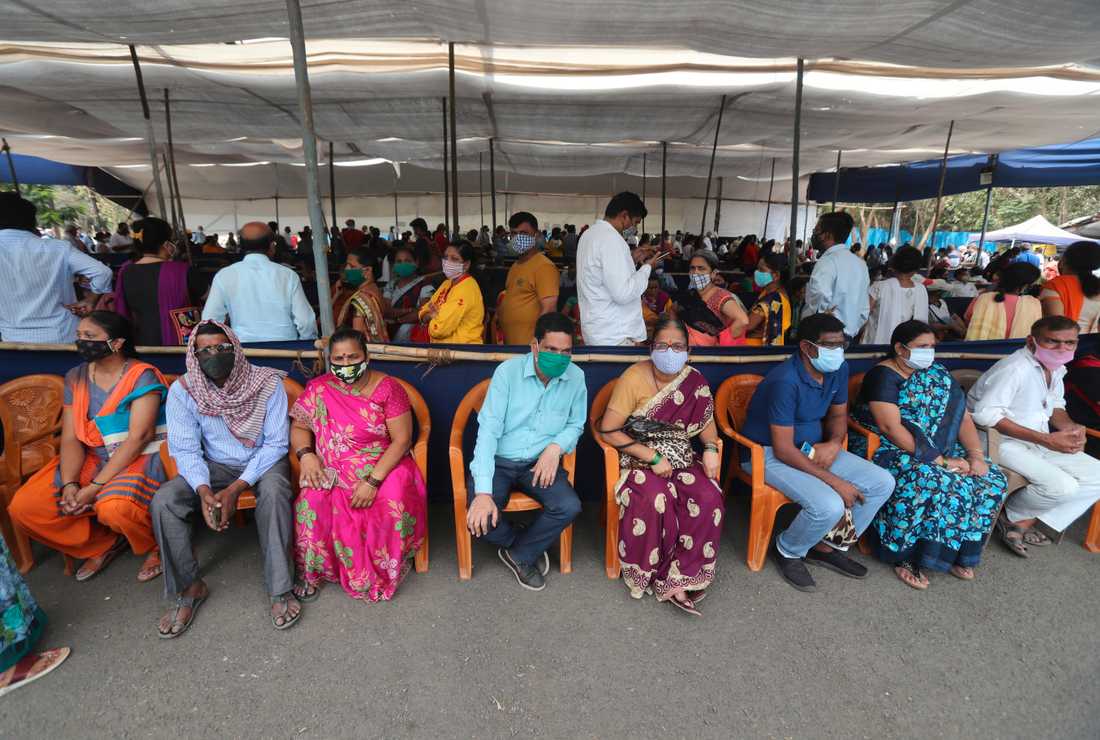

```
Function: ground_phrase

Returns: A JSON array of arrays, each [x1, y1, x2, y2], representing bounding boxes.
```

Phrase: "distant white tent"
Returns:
[[968, 215, 1098, 247]]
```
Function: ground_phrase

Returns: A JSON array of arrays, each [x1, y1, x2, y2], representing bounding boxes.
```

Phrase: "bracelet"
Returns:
[[365, 475, 384, 489], [61, 481, 79, 492], [649, 452, 663, 466], [294, 446, 315, 461], [703, 442, 719, 453], [90, 480, 106, 487]]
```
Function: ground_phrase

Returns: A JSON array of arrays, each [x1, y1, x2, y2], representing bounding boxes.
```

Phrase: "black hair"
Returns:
[[1062, 240, 1100, 298], [815, 211, 854, 245], [446, 240, 476, 263], [797, 313, 846, 343], [194, 321, 230, 340], [533, 311, 575, 341], [994, 262, 1040, 302], [885, 319, 934, 359], [651, 316, 689, 345], [393, 244, 417, 263], [409, 217, 428, 234], [890, 245, 924, 275], [604, 191, 648, 220], [690, 250, 720, 271], [346, 248, 380, 280], [508, 211, 539, 231], [133, 217, 173, 255], [0, 192, 37, 231], [1031, 315, 1080, 337], [789, 275, 811, 295], [761, 251, 787, 275], [84, 310, 138, 357], [329, 327, 369, 355]]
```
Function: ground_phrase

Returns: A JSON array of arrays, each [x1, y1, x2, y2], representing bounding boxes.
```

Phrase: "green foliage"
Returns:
[[0, 183, 85, 228]]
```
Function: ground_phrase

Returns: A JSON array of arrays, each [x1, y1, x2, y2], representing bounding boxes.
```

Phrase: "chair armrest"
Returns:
[[846, 418, 880, 460], [0, 400, 20, 484], [1086, 426, 1100, 441], [159, 440, 180, 479], [722, 427, 766, 492], [448, 444, 469, 511], [562, 450, 577, 486]]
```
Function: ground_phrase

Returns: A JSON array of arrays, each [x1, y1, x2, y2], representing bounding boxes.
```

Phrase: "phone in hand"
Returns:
[[800, 441, 816, 460], [208, 502, 223, 528]]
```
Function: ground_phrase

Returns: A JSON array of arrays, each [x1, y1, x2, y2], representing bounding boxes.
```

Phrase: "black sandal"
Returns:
[[158, 591, 207, 640], [894, 561, 929, 591], [292, 581, 320, 603], [270, 593, 302, 630]]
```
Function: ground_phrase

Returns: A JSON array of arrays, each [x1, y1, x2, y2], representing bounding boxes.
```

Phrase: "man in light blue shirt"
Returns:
[[804, 211, 871, 340], [466, 312, 586, 591], [0, 193, 113, 343], [152, 321, 300, 637], [201, 221, 317, 343]]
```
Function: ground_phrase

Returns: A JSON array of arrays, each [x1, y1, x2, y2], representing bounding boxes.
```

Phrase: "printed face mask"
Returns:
[[331, 360, 368, 384], [689, 273, 711, 291], [651, 348, 689, 375], [511, 233, 537, 254], [75, 339, 114, 362], [442, 260, 466, 280]]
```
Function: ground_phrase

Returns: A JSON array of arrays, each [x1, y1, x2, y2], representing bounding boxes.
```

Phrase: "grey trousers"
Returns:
[[151, 458, 295, 599]]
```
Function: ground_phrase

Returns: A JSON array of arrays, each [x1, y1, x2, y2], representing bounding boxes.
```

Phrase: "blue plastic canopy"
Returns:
[[1, 153, 146, 212]]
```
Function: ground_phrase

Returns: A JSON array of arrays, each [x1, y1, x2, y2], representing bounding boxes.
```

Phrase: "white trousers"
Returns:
[[998, 439, 1100, 531]]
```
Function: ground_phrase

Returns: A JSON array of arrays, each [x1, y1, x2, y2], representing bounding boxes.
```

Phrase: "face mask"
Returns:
[[75, 339, 114, 362], [198, 351, 235, 381], [442, 260, 466, 281], [809, 344, 845, 374], [393, 262, 417, 278], [1032, 344, 1075, 370], [621, 225, 638, 240], [331, 360, 368, 384], [651, 348, 689, 375], [511, 233, 537, 254], [536, 350, 571, 379], [903, 346, 935, 370], [689, 273, 711, 291], [754, 270, 774, 287], [343, 268, 366, 287]]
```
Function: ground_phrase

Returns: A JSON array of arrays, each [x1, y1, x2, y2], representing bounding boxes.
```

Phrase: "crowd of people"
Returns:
[[1, 188, 1099, 693]]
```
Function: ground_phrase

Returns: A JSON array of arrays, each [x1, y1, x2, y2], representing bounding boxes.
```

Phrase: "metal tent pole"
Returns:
[[1, 138, 19, 194], [441, 97, 449, 234], [329, 141, 337, 229], [285, 0, 335, 338], [479, 151, 484, 227], [161, 152, 179, 231], [641, 152, 647, 234], [977, 162, 996, 253], [831, 149, 842, 211], [163, 89, 187, 234], [762, 157, 776, 238], [929, 119, 955, 249], [128, 45, 168, 217], [661, 141, 668, 235], [448, 43, 460, 239], [700, 95, 727, 235], [713, 176, 723, 234], [489, 137, 497, 228], [788, 57, 805, 279]]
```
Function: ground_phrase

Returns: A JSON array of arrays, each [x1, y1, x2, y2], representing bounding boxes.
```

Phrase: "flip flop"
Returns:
[[137, 551, 163, 583], [0, 647, 71, 698], [292, 581, 321, 603], [949, 565, 975, 581], [271, 593, 302, 630], [75, 537, 128, 582], [996, 514, 1030, 558], [157, 591, 207, 640], [1023, 528, 1053, 547], [666, 595, 702, 617], [894, 561, 929, 591]]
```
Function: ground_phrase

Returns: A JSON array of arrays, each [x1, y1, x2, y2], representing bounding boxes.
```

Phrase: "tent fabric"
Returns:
[[965, 215, 1097, 246], [808, 138, 1100, 204]]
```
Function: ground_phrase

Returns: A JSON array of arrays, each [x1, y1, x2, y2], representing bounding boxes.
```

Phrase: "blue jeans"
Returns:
[[467, 456, 581, 566], [750, 448, 895, 559]]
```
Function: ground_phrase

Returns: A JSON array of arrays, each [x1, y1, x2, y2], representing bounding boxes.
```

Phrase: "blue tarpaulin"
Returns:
[[808, 138, 1100, 204], [1, 153, 146, 213]]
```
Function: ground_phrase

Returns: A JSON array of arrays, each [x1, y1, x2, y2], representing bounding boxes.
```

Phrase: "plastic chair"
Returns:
[[846, 372, 880, 461], [449, 378, 575, 580], [0, 374, 66, 573], [391, 377, 430, 573]]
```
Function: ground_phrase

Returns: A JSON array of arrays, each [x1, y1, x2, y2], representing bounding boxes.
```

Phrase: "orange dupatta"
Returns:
[[70, 362, 168, 450]]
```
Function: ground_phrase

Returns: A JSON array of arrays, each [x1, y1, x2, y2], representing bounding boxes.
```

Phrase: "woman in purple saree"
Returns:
[[600, 317, 725, 616]]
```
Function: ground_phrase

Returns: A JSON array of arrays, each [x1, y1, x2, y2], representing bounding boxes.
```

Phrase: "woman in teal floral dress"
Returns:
[[853, 320, 1007, 590], [0, 536, 69, 696], [288, 329, 427, 602]]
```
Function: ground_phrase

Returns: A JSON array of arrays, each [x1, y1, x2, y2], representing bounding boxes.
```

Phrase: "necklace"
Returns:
[[92, 358, 128, 390]]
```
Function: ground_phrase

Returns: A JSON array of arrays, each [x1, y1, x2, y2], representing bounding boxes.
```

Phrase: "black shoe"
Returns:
[[498, 548, 546, 591], [772, 544, 817, 592], [512, 522, 550, 576], [806, 547, 869, 579]]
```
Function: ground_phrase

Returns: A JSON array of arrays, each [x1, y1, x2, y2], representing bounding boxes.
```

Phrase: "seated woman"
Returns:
[[599, 317, 724, 616], [1041, 240, 1100, 333], [382, 245, 436, 342], [862, 246, 928, 345], [290, 329, 428, 602], [675, 250, 748, 347], [417, 241, 485, 344], [8, 312, 169, 582], [641, 275, 672, 338], [963, 262, 1041, 341], [334, 249, 388, 342], [852, 320, 1007, 590], [744, 252, 792, 346]]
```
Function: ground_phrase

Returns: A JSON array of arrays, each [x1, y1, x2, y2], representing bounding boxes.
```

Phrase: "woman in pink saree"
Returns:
[[599, 317, 725, 616], [289, 329, 427, 602]]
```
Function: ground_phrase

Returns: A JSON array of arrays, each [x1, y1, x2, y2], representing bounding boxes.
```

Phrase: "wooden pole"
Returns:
[[448, 43, 460, 239], [128, 45, 168, 217], [700, 95, 727, 236], [489, 137, 497, 229], [713, 176, 723, 234], [441, 97, 449, 234], [161, 151, 179, 232], [329, 140, 337, 229], [762, 157, 776, 239], [1, 138, 19, 194], [163, 89, 187, 234], [661, 141, 668, 236], [929, 119, 955, 250], [641, 152, 647, 234], [788, 57, 804, 279], [479, 151, 484, 227], [831, 148, 842, 211]]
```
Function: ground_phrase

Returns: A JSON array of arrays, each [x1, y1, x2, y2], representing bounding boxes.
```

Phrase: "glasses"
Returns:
[[194, 343, 234, 358], [653, 342, 688, 353], [811, 339, 849, 350]]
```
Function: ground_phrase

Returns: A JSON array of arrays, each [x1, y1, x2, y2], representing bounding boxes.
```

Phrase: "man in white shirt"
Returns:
[[803, 212, 870, 340], [191, 225, 206, 246], [201, 222, 317, 343], [108, 222, 134, 252], [968, 316, 1100, 552], [576, 192, 662, 346], [947, 268, 979, 298]]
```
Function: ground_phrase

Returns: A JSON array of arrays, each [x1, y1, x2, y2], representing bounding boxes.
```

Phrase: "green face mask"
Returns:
[[343, 268, 365, 287], [393, 262, 417, 278], [331, 360, 368, 384], [536, 349, 571, 379]]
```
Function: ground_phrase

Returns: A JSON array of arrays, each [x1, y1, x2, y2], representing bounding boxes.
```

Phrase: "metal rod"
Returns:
[[762, 157, 776, 238], [393, 183, 399, 238], [329, 141, 337, 229], [285, 0, 335, 338], [489, 138, 497, 229], [641, 152, 647, 234], [713, 176, 723, 234], [788, 57, 805, 279], [441, 97, 449, 234], [831, 148, 842, 211], [661, 141, 668, 236], [1, 138, 19, 194], [978, 191, 994, 256], [479, 151, 484, 227], [700, 94, 727, 236], [163, 89, 186, 235], [929, 119, 955, 249], [161, 151, 178, 232], [448, 43, 459, 239], [128, 45, 168, 217]]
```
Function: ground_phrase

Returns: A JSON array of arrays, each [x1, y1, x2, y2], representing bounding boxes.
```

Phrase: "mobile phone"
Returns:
[[800, 441, 816, 460], [208, 503, 223, 528]]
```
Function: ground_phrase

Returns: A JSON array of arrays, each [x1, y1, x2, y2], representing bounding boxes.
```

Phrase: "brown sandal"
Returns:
[[75, 537, 127, 582], [137, 551, 163, 583], [996, 514, 1030, 558], [949, 565, 975, 581], [894, 561, 929, 590]]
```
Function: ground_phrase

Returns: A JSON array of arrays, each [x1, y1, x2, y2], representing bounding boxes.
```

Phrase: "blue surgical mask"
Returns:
[[754, 270, 774, 287], [903, 346, 935, 370], [689, 273, 711, 291], [809, 344, 845, 373], [651, 348, 689, 375]]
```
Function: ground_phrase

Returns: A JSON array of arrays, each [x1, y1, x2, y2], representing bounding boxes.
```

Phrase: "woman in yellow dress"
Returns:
[[417, 241, 485, 344]]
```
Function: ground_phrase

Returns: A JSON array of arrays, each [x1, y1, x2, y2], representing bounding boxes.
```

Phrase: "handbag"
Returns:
[[609, 415, 694, 470]]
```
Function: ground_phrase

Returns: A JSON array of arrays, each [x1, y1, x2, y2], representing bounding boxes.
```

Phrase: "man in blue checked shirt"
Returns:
[[466, 312, 586, 592]]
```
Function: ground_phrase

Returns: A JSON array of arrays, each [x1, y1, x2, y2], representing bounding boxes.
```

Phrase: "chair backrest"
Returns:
[[450, 378, 491, 452], [715, 374, 765, 432], [848, 372, 865, 411], [0, 374, 65, 447], [163, 373, 179, 386], [589, 379, 617, 449], [282, 377, 303, 409], [950, 368, 983, 393], [391, 377, 431, 481]]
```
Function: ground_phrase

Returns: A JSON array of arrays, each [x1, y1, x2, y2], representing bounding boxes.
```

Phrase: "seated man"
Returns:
[[466, 312, 586, 591], [968, 316, 1100, 555], [741, 313, 895, 592], [152, 321, 299, 638]]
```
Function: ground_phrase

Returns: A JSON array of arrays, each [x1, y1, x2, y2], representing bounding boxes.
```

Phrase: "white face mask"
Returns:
[[442, 260, 466, 280], [903, 345, 935, 370]]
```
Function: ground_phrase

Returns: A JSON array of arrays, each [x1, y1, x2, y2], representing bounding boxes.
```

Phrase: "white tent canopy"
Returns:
[[968, 215, 1099, 247]]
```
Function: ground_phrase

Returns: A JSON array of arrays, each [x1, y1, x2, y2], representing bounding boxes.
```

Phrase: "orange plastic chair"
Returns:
[[449, 378, 575, 580], [846, 372, 880, 460], [391, 377, 430, 573], [589, 379, 723, 579], [1085, 428, 1100, 553], [0, 374, 66, 573]]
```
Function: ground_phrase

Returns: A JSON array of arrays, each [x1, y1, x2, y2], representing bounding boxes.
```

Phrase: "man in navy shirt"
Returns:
[[742, 313, 894, 592]]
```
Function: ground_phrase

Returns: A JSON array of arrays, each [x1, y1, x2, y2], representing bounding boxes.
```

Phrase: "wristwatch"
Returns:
[[294, 446, 316, 461]]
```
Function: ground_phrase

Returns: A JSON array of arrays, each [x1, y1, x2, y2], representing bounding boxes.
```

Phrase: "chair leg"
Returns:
[[559, 524, 573, 574], [64, 555, 78, 576], [1084, 500, 1100, 554], [414, 528, 429, 573], [453, 502, 472, 580], [604, 499, 621, 579], [857, 533, 872, 556], [1, 517, 35, 574], [235, 510, 247, 527], [746, 491, 782, 572]]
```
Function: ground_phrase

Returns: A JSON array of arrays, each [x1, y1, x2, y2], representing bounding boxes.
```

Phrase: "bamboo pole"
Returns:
[[700, 95, 727, 236], [128, 45, 168, 217], [441, 97, 449, 234], [661, 141, 668, 235], [329, 141, 337, 229], [641, 152, 647, 234], [163, 89, 187, 235], [831, 148, 842, 211], [762, 157, 776, 239], [448, 43, 460, 239], [489, 137, 497, 229], [1, 138, 19, 194], [929, 119, 955, 250], [788, 57, 805, 279]]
